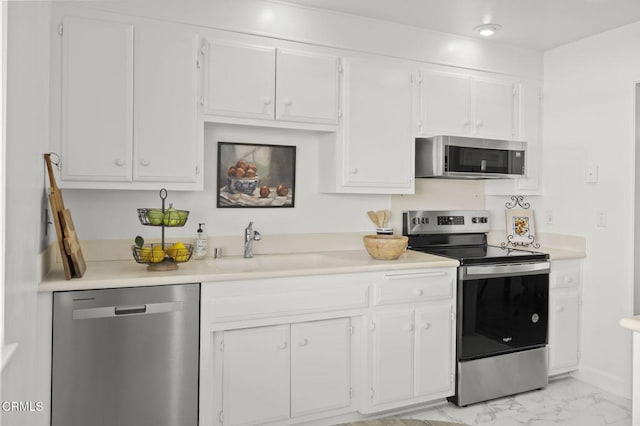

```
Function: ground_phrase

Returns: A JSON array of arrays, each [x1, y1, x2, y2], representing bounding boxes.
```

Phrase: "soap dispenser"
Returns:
[[194, 223, 208, 260]]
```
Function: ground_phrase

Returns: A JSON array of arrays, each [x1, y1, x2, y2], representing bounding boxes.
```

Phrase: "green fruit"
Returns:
[[147, 209, 164, 225], [134, 235, 144, 248], [163, 204, 181, 226]]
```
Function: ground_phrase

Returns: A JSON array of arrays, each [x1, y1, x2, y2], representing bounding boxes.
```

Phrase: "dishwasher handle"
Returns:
[[115, 305, 147, 315], [73, 301, 184, 320]]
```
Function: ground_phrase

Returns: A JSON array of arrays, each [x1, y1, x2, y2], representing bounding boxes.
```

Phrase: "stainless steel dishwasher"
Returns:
[[51, 283, 200, 426]]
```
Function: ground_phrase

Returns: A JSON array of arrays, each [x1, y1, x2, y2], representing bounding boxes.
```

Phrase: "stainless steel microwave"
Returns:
[[415, 135, 527, 179]]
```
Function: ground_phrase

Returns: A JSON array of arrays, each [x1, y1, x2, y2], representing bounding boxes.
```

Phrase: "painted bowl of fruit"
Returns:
[[227, 176, 260, 195]]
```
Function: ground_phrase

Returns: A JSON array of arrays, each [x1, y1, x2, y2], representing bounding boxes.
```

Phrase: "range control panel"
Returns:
[[403, 210, 490, 235]]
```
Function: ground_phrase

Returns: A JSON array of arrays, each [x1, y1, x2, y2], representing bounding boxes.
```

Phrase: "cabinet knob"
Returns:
[[405, 323, 415, 332], [115, 159, 126, 167], [417, 121, 423, 129], [262, 97, 273, 106], [298, 338, 309, 347], [476, 120, 484, 128], [421, 322, 431, 330], [412, 288, 424, 297], [140, 159, 150, 167], [564, 276, 573, 283], [350, 168, 359, 175], [462, 120, 471, 127], [283, 98, 293, 107], [277, 342, 288, 350], [556, 306, 564, 313]]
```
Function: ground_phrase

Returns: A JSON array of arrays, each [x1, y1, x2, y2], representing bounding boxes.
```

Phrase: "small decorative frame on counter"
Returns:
[[502, 195, 540, 249], [217, 141, 296, 208]]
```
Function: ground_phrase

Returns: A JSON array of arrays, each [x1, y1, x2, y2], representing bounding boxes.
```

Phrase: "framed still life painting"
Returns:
[[217, 142, 296, 208]]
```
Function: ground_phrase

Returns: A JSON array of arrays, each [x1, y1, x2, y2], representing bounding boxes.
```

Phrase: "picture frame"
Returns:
[[217, 142, 296, 208], [505, 208, 536, 246]]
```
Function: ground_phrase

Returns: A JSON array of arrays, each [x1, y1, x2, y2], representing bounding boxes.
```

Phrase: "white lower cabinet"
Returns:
[[363, 269, 456, 413], [215, 318, 352, 426], [548, 259, 583, 376], [200, 268, 457, 424]]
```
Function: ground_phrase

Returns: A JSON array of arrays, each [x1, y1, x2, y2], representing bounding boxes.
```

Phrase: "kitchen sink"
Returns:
[[207, 252, 352, 273]]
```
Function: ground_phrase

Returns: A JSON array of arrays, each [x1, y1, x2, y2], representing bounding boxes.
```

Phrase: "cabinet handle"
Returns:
[[262, 97, 272, 106], [350, 168, 359, 175], [277, 342, 288, 350], [283, 98, 293, 107], [114, 159, 126, 167], [140, 159, 150, 167], [298, 338, 309, 347], [556, 306, 564, 313], [421, 322, 431, 330], [412, 288, 424, 297]]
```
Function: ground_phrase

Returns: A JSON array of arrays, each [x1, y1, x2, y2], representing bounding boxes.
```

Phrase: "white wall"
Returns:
[[487, 21, 640, 398], [2, 2, 51, 425]]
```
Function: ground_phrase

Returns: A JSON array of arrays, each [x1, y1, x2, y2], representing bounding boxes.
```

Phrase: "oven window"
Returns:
[[446, 146, 524, 175], [459, 273, 548, 360]]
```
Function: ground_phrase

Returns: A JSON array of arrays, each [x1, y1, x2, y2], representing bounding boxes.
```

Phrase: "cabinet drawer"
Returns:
[[374, 269, 455, 306], [204, 274, 370, 323], [550, 260, 581, 289]]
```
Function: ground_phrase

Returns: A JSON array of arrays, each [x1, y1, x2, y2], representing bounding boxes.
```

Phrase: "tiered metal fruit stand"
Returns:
[[131, 188, 194, 271]]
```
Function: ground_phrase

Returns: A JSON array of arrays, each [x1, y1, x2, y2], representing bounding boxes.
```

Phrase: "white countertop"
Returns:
[[39, 249, 460, 292]]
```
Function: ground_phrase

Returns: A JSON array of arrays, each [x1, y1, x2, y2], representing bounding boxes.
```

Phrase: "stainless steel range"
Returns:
[[403, 210, 550, 406]]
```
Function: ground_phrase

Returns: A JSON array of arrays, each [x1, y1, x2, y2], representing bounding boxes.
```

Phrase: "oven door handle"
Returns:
[[463, 262, 550, 279]]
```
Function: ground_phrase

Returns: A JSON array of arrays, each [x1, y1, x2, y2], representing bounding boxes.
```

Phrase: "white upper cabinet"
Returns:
[[133, 23, 200, 183], [319, 55, 415, 194], [203, 39, 340, 126], [53, 10, 203, 190], [418, 67, 520, 141], [59, 16, 134, 182], [204, 40, 276, 120], [275, 48, 340, 124]]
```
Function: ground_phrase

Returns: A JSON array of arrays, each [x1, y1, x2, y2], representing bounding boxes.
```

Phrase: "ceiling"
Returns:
[[276, 0, 640, 51]]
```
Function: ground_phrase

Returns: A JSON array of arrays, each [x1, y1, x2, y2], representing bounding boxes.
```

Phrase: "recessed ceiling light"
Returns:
[[474, 23, 502, 37]]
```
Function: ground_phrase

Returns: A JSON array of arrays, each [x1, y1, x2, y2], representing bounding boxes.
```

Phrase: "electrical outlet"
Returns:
[[545, 210, 554, 225], [597, 210, 607, 227], [585, 165, 599, 183]]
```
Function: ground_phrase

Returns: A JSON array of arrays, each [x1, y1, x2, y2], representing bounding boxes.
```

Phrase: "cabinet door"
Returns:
[[370, 309, 414, 405], [415, 304, 454, 398], [133, 24, 199, 183], [222, 325, 290, 426], [419, 70, 471, 136], [549, 291, 581, 373], [473, 77, 518, 139], [60, 16, 134, 182], [290, 318, 351, 417], [205, 39, 276, 120], [342, 57, 414, 191], [275, 49, 340, 124]]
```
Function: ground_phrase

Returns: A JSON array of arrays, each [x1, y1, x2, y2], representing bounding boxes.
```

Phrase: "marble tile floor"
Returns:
[[402, 376, 631, 426]]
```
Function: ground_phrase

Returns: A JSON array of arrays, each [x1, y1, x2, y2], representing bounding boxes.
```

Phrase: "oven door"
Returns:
[[458, 261, 549, 361]]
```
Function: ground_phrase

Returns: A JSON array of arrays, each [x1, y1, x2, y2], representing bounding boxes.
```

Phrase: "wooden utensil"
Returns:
[[375, 211, 385, 229], [44, 154, 86, 279], [367, 210, 380, 227]]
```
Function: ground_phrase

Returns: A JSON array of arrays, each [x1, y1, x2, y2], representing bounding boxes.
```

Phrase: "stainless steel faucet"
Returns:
[[243, 221, 262, 258]]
